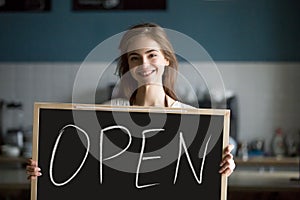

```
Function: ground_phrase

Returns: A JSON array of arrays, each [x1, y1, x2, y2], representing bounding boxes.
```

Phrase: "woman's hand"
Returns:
[[219, 144, 235, 176], [26, 159, 42, 180]]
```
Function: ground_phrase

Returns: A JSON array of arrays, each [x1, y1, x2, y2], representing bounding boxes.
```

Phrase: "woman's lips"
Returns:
[[137, 69, 155, 77]]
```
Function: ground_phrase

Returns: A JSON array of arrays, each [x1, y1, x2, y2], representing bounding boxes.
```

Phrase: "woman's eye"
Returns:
[[129, 56, 138, 62], [149, 54, 157, 58]]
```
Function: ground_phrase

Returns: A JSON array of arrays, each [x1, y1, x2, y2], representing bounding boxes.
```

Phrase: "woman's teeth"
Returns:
[[139, 70, 155, 76]]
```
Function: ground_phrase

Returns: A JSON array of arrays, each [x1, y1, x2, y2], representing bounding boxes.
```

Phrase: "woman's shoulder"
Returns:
[[103, 98, 130, 106]]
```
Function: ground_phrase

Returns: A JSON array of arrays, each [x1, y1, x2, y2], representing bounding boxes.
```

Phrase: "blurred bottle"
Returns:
[[238, 141, 248, 161], [272, 128, 286, 157], [285, 130, 299, 157]]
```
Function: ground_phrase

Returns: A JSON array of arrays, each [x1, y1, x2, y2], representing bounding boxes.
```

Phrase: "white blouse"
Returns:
[[105, 98, 194, 109]]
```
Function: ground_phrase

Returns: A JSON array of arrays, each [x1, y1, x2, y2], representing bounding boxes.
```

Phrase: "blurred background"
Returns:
[[0, 0, 299, 199]]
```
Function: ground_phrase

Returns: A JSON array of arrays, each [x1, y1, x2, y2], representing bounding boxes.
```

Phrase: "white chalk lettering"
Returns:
[[49, 124, 90, 187], [173, 132, 211, 184], [135, 129, 163, 189], [99, 125, 132, 184], [48, 125, 210, 188]]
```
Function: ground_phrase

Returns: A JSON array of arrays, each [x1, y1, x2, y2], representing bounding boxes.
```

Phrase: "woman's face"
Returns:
[[126, 36, 169, 86]]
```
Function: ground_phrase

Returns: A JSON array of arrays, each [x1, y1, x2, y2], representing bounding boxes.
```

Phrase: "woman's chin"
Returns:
[[138, 81, 163, 87]]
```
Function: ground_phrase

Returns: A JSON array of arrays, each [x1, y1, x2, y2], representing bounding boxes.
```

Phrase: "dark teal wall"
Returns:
[[0, 0, 299, 61]]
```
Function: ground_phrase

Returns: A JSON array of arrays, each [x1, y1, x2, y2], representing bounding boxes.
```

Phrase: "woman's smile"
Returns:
[[136, 68, 156, 77]]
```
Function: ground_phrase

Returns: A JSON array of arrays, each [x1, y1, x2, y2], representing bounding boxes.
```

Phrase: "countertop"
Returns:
[[228, 170, 300, 192], [0, 169, 29, 190], [0, 169, 299, 191], [0, 156, 299, 198]]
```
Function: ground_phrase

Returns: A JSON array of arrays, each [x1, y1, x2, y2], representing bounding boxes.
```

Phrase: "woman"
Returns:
[[107, 23, 192, 108], [27, 22, 235, 179]]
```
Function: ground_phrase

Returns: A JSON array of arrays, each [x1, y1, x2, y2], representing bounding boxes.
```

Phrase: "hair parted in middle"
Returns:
[[116, 22, 179, 104]]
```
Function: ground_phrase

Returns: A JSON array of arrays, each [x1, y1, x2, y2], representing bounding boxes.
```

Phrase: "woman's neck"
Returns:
[[134, 84, 166, 107]]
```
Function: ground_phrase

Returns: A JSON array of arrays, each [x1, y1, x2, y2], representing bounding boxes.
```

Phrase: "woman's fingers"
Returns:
[[219, 145, 236, 176], [26, 169, 42, 180], [27, 158, 37, 166], [219, 167, 233, 176], [219, 152, 233, 166], [224, 144, 234, 154], [26, 168, 42, 176], [219, 155, 235, 176], [26, 165, 41, 173], [26, 158, 42, 180]]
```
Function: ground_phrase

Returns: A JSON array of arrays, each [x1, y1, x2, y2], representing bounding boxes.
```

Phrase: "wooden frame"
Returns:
[[0, 0, 51, 12], [31, 102, 229, 200], [73, 0, 167, 11]]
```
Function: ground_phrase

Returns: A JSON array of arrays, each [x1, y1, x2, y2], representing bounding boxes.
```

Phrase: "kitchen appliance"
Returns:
[[0, 99, 4, 145], [198, 92, 239, 143], [0, 100, 24, 156]]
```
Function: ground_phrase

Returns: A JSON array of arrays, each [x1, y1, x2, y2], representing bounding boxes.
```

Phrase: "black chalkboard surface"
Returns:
[[31, 103, 230, 200]]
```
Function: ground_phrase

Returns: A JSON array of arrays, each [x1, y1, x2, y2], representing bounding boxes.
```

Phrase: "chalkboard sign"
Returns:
[[31, 103, 230, 200]]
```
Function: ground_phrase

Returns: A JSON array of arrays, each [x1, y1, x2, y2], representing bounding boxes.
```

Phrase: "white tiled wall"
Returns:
[[1, 63, 78, 128], [217, 62, 300, 150], [0, 62, 299, 152]]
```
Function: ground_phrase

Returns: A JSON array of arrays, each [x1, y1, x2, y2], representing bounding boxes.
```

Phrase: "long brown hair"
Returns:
[[116, 23, 178, 105]]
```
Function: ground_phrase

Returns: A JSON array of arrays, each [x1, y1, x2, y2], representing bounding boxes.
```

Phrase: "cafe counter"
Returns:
[[0, 156, 299, 200]]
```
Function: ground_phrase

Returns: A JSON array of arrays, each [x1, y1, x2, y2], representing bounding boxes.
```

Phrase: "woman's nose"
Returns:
[[141, 56, 150, 65]]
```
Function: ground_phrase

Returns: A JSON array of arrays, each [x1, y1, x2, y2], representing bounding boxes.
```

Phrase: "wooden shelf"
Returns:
[[235, 156, 299, 167], [0, 156, 28, 164]]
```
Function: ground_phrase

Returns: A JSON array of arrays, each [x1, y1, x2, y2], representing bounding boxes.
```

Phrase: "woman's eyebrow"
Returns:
[[145, 49, 159, 54], [128, 49, 159, 57]]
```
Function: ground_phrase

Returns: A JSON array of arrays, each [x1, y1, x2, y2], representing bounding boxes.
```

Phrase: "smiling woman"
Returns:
[[26, 22, 236, 181]]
